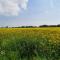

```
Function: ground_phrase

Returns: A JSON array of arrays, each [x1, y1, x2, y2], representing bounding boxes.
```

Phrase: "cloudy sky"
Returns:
[[0, 0, 60, 27]]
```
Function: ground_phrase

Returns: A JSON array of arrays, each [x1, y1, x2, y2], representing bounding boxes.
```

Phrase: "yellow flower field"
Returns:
[[0, 27, 60, 60]]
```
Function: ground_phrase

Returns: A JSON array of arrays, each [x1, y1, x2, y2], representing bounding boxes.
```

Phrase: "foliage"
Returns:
[[0, 28, 60, 60]]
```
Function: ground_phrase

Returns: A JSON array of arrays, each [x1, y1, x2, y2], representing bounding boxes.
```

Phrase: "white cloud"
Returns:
[[0, 0, 28, 16]]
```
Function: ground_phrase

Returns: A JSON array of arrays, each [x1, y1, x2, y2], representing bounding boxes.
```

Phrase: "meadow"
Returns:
[[0, 27, 60, 60]]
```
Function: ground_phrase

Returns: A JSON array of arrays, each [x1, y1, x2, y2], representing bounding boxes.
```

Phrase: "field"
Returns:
[[0, 27, 60, 60]]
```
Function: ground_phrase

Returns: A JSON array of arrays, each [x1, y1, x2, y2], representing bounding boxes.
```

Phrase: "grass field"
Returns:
[[0, 27, 60, 60]]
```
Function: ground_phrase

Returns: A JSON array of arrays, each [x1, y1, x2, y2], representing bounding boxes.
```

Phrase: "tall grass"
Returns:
[[0, 28, 60, 60]]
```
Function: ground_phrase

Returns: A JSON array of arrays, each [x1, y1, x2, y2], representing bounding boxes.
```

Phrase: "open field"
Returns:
[[0, 27, 60, 60]]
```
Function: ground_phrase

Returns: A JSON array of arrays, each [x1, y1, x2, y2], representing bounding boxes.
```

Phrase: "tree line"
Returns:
[[1, 24, 60, 28]]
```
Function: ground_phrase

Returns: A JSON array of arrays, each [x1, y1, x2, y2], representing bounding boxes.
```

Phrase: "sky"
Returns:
[[0, 0, 60, 27]]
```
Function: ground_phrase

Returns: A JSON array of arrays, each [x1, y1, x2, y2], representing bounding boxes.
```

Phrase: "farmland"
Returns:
[[0, 27, 60, 60]]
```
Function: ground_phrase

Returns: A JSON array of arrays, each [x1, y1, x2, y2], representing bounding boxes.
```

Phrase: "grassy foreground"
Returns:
[[0, 28, 60, 60]]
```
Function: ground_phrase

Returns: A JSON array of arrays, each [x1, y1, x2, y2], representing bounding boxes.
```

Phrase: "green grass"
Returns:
[[0, 28, 60, 60]]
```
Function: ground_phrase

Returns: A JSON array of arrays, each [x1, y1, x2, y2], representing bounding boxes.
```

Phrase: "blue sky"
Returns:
[[0, 0, 60, 27]]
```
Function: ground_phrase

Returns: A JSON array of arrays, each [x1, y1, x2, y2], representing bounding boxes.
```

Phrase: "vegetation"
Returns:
[[0, 28, 60, 60], [1, 24, 60, 28]]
